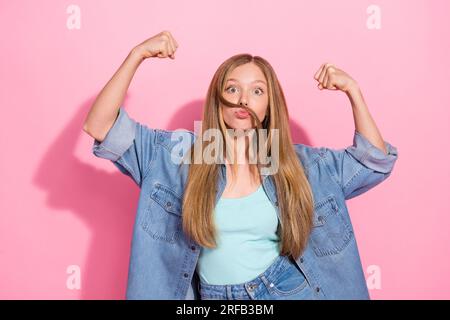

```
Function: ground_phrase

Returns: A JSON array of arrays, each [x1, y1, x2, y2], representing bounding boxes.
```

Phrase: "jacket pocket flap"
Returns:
[[150, 183, 182, 216], [312, 195, 339, 227]]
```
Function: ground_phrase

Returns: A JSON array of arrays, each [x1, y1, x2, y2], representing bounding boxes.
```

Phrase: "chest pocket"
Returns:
[[310, 195, 354, 257], [141, 183, 182, 244]]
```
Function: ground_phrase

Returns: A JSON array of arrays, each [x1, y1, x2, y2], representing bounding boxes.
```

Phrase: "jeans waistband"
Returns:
[[198, 254, 295, 299]]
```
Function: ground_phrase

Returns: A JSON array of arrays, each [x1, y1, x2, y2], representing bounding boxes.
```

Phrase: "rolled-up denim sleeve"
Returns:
[[92, 106, 156, 187], [322, 130, 399, 200]]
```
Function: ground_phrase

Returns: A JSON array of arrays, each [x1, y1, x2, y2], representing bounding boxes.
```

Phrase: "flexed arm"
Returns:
[[83, 30, 179, 142], [314, 62, 388, 155], [313, 62, 398, 199], [84, 31, 179, 187]]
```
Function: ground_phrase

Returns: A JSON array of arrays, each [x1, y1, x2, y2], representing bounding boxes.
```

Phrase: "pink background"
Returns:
[[1, 0, 449, 299]]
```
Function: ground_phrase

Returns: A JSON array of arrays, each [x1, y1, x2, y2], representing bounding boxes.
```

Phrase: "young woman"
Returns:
[[83, 30, 398, 300]]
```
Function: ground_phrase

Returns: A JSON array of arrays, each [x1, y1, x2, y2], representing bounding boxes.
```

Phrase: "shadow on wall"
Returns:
[[32, 97, 312, 299]]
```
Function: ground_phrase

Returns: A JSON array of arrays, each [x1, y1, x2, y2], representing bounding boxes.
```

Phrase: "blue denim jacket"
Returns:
[[91, 106, 398, 300]]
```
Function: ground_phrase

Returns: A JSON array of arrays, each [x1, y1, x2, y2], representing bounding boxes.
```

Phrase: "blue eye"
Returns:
[[225, 86, 237, 94], [225, 86, 264, 95], [255, 87, 264, 95]]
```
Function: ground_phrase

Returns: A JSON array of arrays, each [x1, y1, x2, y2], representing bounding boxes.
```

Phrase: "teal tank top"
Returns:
[[196, 184, 281, 285]]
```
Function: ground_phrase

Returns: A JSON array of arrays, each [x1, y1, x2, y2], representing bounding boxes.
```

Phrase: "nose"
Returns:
[[239, 100, 248, 107]]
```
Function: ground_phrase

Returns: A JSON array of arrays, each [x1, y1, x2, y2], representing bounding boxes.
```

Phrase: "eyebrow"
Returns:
[[226, 78, 267, 86]]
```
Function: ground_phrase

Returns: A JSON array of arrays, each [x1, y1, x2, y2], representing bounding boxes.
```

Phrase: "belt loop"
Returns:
[[226, 285, 232, 299]]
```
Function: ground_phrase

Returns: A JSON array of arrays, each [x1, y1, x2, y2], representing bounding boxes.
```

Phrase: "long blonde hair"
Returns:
[[181, 54, 314, 260]]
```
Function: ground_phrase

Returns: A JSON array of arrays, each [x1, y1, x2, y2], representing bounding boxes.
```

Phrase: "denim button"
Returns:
[[167, 201, 172, 207], [300, 257, 304, 263], [191, 245, 196, 251], [184, 273, 189, 278], [316, 287, 320, 292]]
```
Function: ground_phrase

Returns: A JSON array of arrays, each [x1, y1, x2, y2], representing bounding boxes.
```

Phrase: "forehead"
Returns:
[[225, 63, 267, 85]]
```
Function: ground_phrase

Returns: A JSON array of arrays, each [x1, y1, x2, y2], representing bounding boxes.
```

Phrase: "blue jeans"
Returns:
[[198, 255, 317, 300]]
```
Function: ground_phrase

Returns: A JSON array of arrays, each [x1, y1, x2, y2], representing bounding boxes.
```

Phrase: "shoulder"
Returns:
[[292, 143, 326, 170], [153, 129, 195, 152]]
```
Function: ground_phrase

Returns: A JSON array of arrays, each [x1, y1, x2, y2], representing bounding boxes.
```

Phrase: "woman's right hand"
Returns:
[[133, 30, 179, 60]]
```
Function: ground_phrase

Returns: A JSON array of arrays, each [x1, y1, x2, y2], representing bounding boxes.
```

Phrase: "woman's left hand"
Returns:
[[314, 63, 357, 93]]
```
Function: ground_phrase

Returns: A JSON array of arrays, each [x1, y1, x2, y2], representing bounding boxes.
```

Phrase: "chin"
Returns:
[[225, 121, 253, 131]]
